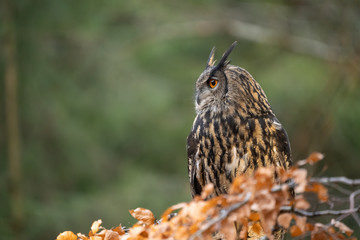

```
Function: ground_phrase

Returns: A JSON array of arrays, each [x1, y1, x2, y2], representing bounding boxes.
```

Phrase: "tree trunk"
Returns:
[[2, 0, 23, 233]]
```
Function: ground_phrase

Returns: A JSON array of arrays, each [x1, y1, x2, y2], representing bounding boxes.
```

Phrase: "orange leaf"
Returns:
[[57, 231, 77, 240], [306, 223, 314, 231], [104, 230, 120, 240], [249, 212, 260, 221], [306, 183, 328, 202], [290, 225, 303, 237], [89, 237, 102, 240], [254, 167, 274, 190], [91, 219, 102, 234], [229, 175, 246, 194], [331, 219, 354, 236], [96, 230, 107, 239], [291, 169, 307, 193], [161, 202, 186, 221], [311, 231, 328, 240], [307, 152, 324, 164], [129, 225, 148, 238], [294, 215, 307, 232], [201, 183, 214, 199], [248, 222, 264, 239], [238, 218, 249, 239], [111, 225, 125, 236], [277, 213, 292, 228], [295, 198, 310, 210], [129, 208, 155, 225], [255, 191, 275, 211], [200, 196, 221, 214], [77, 233, 89, 240]]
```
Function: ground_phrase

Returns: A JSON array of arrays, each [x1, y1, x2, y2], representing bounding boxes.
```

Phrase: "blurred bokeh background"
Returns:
[[1, 0, 359, 239]]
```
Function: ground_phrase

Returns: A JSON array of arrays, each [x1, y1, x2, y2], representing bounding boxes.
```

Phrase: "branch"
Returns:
[[326, 183, 352, 195], [280, 206, 360, 218], [310, 177, 360, 186], [2, 0, 23, 231], [227, 19, 338, 61], [189, 192, 251, 240], [349, 189, 360, 226], [130, 19, 339, 62]]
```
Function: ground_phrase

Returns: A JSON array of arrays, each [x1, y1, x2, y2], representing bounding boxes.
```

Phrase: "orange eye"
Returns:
[[208, 78, 218, 88]]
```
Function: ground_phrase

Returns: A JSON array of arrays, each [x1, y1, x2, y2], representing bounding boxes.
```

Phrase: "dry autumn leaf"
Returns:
[[90, 236, 102, 240], [104, 230, 121, 240], [291, 168, 307, 193], [290, 225, 303, 237], [249, 212, 260, 221], [217, 219, 238, 240], [129, 208, 155, 225], [111, 225, 125, 236], [252, 191, 278, 237], [56, 160, 358, 240], [248, 222, 264, 240], [91, 219, 102, 234], [306, 182, 328, 202], [229, 175, 247, 194], [78, 233, 89, 240], [239, 218, 249, 239], [294, 215, 307, 233], [277, 213, 292, 228], [307, 152, 324, 164], [306, 223, 314, 232], [294, 197, 310, 210], [199, 196, 222, 214], [180, 201, 209, 222], [97, 229, 107, 237], [128, 225, 148, 238], [254, 167, 274, 190], [296, 152, 324, 166], [160, 202, 186, 222], [331, 219, 354, 236], [311, 230, 328, 240], [56, 231, 77, 240], [201, 183, 214, 199], [255, 191, 275, 211]]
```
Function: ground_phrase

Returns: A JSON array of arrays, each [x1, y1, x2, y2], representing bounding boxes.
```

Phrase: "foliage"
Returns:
[[56, 153, 359, 240]]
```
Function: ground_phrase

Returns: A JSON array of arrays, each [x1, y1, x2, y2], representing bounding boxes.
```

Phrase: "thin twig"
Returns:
[[349, 189, 360, 226], [325, 182, 353, 195], [280, 206, 360, 217], [189, 192, 251, 240], [136, 18, 339, 62], [328, 195, 350, 205], [311, 177, 360, 186]]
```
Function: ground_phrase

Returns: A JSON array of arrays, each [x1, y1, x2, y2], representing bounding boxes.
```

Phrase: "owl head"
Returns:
[[194, 42, 273, 117]]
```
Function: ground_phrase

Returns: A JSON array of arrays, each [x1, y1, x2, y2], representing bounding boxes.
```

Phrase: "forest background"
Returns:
[[1, 0, 359, 239]]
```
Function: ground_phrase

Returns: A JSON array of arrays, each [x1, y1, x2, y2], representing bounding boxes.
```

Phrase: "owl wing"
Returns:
[[270, 117, 294, 198], [271, 117, 292, 169], [187, 130, 202, 197]]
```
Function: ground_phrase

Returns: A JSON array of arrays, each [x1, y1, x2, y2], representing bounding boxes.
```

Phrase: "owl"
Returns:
[[187, 42, 291, 198]]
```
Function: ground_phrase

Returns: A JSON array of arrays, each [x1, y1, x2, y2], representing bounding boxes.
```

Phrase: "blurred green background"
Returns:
[[1, 0, 359, 239]]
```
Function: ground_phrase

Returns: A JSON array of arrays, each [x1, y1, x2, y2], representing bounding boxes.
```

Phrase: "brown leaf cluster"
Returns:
[[56, 153, 357, 240]]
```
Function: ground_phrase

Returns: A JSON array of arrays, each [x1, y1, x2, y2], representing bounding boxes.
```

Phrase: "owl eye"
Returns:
[[208, 78, 218, 88]]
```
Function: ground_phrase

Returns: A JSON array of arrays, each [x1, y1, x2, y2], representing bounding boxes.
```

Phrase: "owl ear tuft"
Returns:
[[206, 47, 216, 68], [215, 41, 237, 70]]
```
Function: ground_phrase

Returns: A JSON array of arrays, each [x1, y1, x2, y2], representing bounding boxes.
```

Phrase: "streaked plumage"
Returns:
[[187, 42, 291, 198]]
